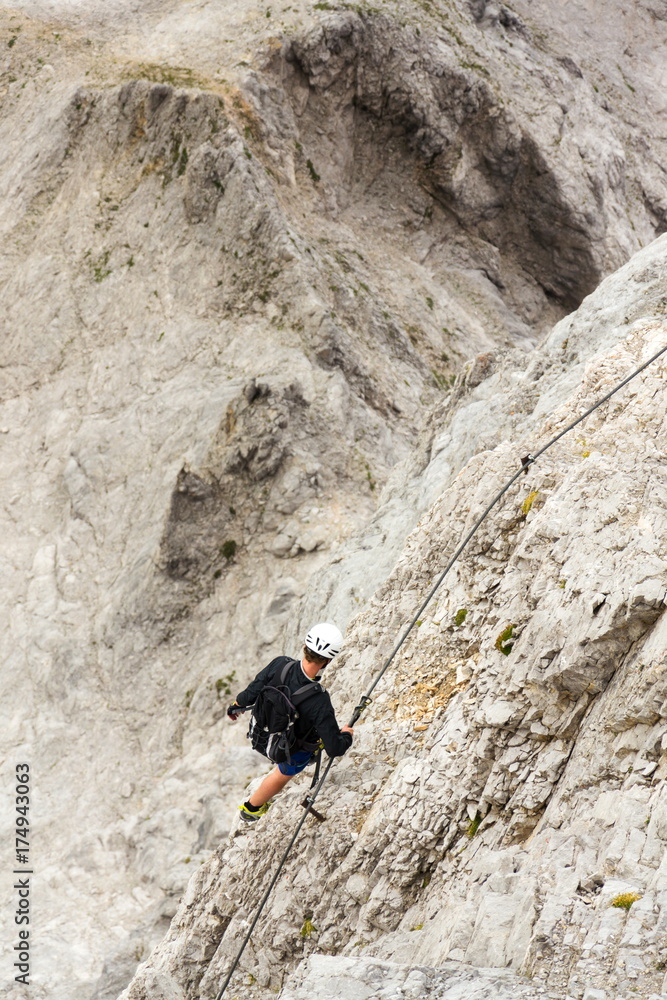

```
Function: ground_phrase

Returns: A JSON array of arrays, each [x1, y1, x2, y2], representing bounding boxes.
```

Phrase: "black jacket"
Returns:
[[235, 656, 353, 758]]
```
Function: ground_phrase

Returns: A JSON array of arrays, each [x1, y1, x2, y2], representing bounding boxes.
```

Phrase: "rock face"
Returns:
[[278, 954, 539, 999], [0, 1, 666, 999], [117, 237, 667, 1000]]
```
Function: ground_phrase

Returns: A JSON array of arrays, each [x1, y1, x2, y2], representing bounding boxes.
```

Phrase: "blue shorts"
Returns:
[[278, 750, 315, 776]]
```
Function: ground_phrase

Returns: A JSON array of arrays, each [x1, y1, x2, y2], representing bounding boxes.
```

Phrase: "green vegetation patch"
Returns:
[[306, 158, 320, 182], [521, 490, 540, 516], [300, 913, 317, 938], [495, 624, 516, 656], [129, 62, 208, 89], [220, 539, 237, 561], [91, 249, 112, 282], [467, 811, 481, 838], [215, 672, 236, 698], [610, 892, 641, 911]]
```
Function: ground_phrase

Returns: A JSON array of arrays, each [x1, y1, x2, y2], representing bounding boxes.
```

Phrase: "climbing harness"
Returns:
[[215, 339, 667, 999]]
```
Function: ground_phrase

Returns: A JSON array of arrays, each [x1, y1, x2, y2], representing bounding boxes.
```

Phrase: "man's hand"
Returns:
[[341, 725, 354, 736], [227, 703, 243, 721]]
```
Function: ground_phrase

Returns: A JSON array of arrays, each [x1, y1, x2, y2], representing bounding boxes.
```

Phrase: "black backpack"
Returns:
[[247, 660, 321, 764]]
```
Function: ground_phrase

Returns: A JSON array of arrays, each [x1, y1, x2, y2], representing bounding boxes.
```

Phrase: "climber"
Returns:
[[227, 623, 354, 822]]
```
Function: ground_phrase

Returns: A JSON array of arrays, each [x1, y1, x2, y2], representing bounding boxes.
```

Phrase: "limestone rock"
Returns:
[[277, 955, 537, 1000], [1, 1, 667, 999], [118, 237, 667, 1000]]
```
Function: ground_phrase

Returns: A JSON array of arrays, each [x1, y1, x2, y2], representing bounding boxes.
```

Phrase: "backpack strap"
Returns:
[[291, 682, 321, 706], [278, 661, 295, 685], [278, 659, 321, 708]]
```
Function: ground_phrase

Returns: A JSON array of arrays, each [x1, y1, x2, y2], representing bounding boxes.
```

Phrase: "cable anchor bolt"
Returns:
[[301, 796, 326, 823]]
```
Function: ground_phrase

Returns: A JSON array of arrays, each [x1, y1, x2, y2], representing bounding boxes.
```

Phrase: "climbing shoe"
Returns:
[[238, 800, 270, 823]]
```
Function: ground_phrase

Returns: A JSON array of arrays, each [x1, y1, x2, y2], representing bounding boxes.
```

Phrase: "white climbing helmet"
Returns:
[[305, 622, 343, 660]]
